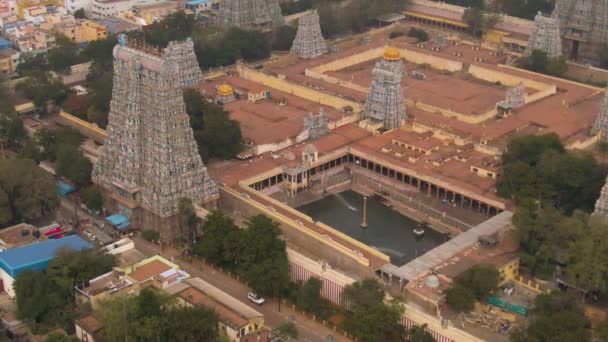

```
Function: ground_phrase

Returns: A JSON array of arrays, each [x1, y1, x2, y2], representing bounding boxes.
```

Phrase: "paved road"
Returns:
[[133, 237, 350, 342]]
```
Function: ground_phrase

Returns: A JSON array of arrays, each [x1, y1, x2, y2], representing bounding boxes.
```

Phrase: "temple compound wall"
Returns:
[[236, 63, 363, 112]]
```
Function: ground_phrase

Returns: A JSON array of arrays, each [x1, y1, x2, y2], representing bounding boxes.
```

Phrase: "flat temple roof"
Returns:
[[388, 211, 513, 282]]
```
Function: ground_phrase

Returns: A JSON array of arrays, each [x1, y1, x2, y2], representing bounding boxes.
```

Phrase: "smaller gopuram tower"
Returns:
[[304, 108, 329, 140], [218, 0, 283, 30], [593, 176, 608, 218], [162, 38, 203, 87], [525, 11, 562, 58], [290, 10, 327, 59], [364, 47, 406, 130], [591, 90, 608, 140]]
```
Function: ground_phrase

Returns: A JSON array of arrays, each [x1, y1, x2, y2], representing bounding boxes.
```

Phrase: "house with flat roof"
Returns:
[[168, 277, 264, 341], [0, 235, 92, 297], [76, 255, 189, 308], [0, 223, 47, 251]]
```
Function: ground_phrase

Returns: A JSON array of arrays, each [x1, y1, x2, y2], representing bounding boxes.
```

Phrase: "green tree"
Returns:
[[73, 8, 86, 19], [445, 284, 475, 312], [409, 324, 436, 342], [296, 277, 322, 313], [494, 0, 552, 20], [178, 197, 200, 246], [341, 278, 385, 311], [33, 127, 84, 161], [141, 229, 160, 242], [143, 11, 195, 47], [98, 287, 218, 341], [453, 264, 499, 299], [271, 25, 298, 51], [46, 332, 79, 342], [16, 72, 68, 114], [14, 270, 64, 324], [0, 158, 58, 227], [46, 248, 115, 303], [194, 211, 240, 267], [463, 7, 500, 37], [48, 34, 81, 73], [80, 186, 103, 212], [241, 215, 290, 299], [546, 55, 568, 76], [16, 53, 47, 75], [342, 299, 405, 342], [183, 89, 243, 161], [0, 113, 25, 148], [564, 215, 608, 295], [277, 321, 298, 339], [510, 292, 590, 342], [56, 145, 92, 186], [528, 49, 548, 73], [407, 27, 429, 42]]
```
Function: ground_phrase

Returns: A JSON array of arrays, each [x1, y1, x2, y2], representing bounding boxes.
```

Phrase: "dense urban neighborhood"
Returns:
[[1, 0, 608, 341]]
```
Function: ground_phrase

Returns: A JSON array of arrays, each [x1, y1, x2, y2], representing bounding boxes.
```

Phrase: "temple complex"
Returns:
[[162, 38, 203, 87], [218, 0, 283, 31], [591, 90, 608, 140], [363, 47, 406, 130], [290, 10, 327, 59], [92, 35, 218, 236], [556, 0, 608, 61], [525, 11, 562, 58]]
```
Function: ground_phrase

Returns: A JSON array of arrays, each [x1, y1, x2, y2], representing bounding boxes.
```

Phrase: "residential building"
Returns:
[[0, 47, 18, 76], [0, 223, 48, 251], [65, 0, 93, 14], [90, 0, 163, 19], [55, 19, 107, 42], [75, 315, 103, 342], [0, 235, 92, 297], [0, 37, 12, 49], [170, 277, 264, 341], [76, 255, 189, 309], [183, 0, 211, 16], [130, 1, 175, 24]]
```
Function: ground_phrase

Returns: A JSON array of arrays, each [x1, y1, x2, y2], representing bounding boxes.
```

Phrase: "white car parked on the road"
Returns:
[[248, 292, 265, 305]]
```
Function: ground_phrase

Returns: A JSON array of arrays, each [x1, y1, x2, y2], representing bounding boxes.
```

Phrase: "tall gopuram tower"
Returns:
[[555, 0, 608, 62], [593, 176, 608, 218], [92, 35, 219, 238], [364, 47, 406, 130], [525, 11, 562, 58], [290, 10, 327, 59], [218, 0, 283, 31], [162, 38, 202, 87], [591, 90, 608, 140]]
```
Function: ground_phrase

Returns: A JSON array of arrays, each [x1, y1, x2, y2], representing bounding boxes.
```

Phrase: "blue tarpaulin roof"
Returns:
[[185, 0, 212, 5], [106, 214, 130, 230], [0, 236, 92, 278], [57, 181, 76, 197]]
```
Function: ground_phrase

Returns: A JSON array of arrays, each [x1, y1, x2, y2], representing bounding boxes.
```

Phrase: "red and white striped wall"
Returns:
[[401, 316, 455, 342], [289, 262, 345, 305]]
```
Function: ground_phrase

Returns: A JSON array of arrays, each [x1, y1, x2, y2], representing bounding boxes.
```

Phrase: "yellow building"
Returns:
[[0, 49, 19, 77], [56, 19, 108, 43]]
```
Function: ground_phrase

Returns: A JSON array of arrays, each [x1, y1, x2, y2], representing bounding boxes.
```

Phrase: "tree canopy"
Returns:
[[48, 34, 82, 73], [97, 287, 219, 342], [510, 291, 590, 342], [183, 89, 243, 161], [0, 158, 58, 227], [445, 265, 499, 312], [14, 248, 115, 333], [193, 213, 291, 298], [16, 71, 68, 113], [497, 133, 606, 214], [520, 50, 568, 76], [340, 279, 405, 342]]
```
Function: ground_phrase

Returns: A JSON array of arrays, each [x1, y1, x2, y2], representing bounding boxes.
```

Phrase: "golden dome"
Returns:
[[383, 47, 400, 61], [217, 84, 234, 97]]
